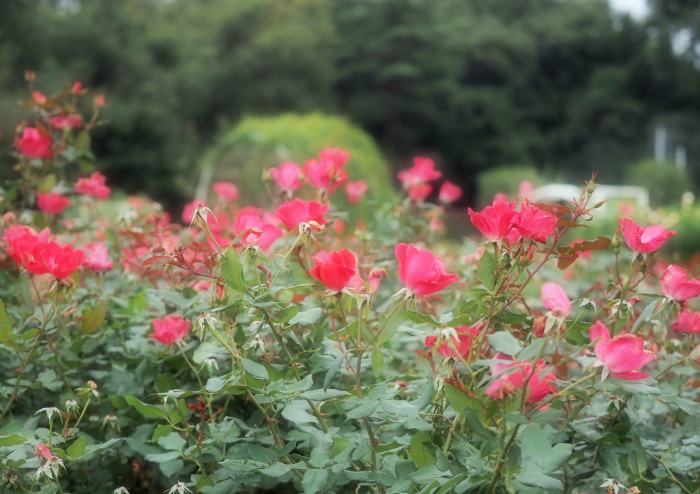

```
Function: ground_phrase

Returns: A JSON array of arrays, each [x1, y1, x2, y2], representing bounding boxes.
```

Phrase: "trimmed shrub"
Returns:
[[624, 159, 692, 207]]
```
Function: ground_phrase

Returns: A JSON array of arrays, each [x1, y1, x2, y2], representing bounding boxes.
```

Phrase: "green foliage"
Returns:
[[624, 159, 693, 207], [199, 113, 395, 206]]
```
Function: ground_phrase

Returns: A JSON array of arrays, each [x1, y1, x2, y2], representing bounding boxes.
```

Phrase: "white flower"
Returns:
[[167, 481, 191, 494], [35, 407, 62, 423]]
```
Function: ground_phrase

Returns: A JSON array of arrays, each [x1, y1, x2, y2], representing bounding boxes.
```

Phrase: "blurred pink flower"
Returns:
[[75, 172, 110, 199], [275, 199, 329, 231], [15, 127, 52, 159], [270, 162, 303, 193], [672, 310, 700, 334], [397, 157, 441, 187], [438, 181, 462, 203], [660, 264, 700, 304], [486, 353, 556, 404], [425, 326, 478, 359], [345, 180, 368, 204], [541, 282, 571, 317], [212, 182, 239, 201], [37, 193, 70, 215], [84, 243, 113, 272], [395, 243, 458, 296], [514, 204, 556, 243]]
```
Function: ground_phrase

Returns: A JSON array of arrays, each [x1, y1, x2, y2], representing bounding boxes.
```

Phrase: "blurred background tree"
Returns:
[[1, 0, 698, 210]]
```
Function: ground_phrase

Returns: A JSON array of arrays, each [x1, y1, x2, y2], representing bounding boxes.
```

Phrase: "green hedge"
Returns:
[[197, 113, 395, 208]]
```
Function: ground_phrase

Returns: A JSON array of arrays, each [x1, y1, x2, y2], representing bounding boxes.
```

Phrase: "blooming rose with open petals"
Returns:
[[318, 147, 350, 168], [308, 249, 358, 292], [15, 127, 53, 159], [589, 321, 654, 380], [1, 225, 51, 267], [425, 326, 478, 359], [514, 203, 556, 243], [345, 180, 368, 204], [275, 199, 329, 231], [468, 200, 518, 242], [541, 282, 571, 317], [438, 181, 462, 203], [233, 214, 282, 252], [150, 315, 190, 344], [25, 241, 85, 279], [618, 218, 676, 253], [75, 172, 110, 199], [270, 162, 303, 193], [660, 264, 700, 304], [672, 310, 700, 334], [397, 157, 442, 187], [304, 158, 347, 193], [395, 243, 459, 297], [485, 353, 556, 404], [37, 193, 70, 215], [212, 182, 239, 201], [84, 243, 113, 272]]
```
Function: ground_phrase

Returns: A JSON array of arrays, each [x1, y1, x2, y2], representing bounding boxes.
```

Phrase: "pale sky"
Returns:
[[608, 0, 649, 20]]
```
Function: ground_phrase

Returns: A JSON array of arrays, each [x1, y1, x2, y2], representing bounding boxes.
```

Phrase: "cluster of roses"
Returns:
[[14, 79, 105, 161], [397, 156, 462, 203], [468, 198, 558, 245]]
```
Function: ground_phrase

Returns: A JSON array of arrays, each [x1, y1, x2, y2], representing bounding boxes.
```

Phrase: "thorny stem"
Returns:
[[646, 452, 694, 494]]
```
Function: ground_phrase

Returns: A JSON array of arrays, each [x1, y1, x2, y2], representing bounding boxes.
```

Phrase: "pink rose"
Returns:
[[514, 203, 556, 243], [150, 315, 190, 344], [270, 162, 303, 193], [485, 353, 556, 404], [541, 282, 571, 317], [15, 127, 52, 159], [407, 183, 432, 202], [425, 326, 478, 359], [37, 193, 70, 215], [438, 181, 462, 203], [275, 199, 329, 231], [75, 172, 110, 199], [308, 249, 358, 292], [672, 310, 700, 334], [395, 243, 459, 297], [345, 180, 368, 204], [397, 156, 442, 187], [618, 218, 676, 253], [590, 321, 654, 380], [212, 182, 239, 201], [468, 200, 518, 242], [84, 243, 113, 272], [660, 265, 700, 304]]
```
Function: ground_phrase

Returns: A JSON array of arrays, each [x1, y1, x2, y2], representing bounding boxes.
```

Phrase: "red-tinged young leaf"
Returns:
[[533, 203, 571, 218], [141, 255, 172, 266], [556, 219, 587, 228], [557, 254, 578, 270], [570, 236, 610, 253]]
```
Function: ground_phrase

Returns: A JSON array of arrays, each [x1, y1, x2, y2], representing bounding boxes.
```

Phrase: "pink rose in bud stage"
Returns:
[[408, 183, 432, 202], [212, 181, 239, 201], [35, 445, 52, 461], [83, 243, 113, 272], [672, 310, 700, 334], [485, 353, 556, 404], [95, 94, 105, 107], [318, 147, 350, 168], [395, 243, 459, 296], [308, 249, 358, 292], [367, 268, 387, 294], [275, 199, 329, 231], [71, 81, 83, 95], [514, 203, 556, 243], [37, 193, 70, 215], [49, 114, 83, 130], [150, 315, 190, 344], [468, 200, 518, 242], [1, 225, 51, 267], [270, 162, 303, 193], [438, 181, 462, 203], [589, 321, 654, 380], [75, 172, 110, 199], [25, 241, 85, 279], [397, 157, 442, 187], [618, 218, 676, 253], [345, 180, 368, 204], [660, 264, 700, 304], [182, 200, 208, 224], [304, 159, 348, 193], [15, 127, 53, 159], [493, 192, 509, 202], [425, 326, 478, 359], [541, 282, 571, 317], [233, 214, 283, 252]]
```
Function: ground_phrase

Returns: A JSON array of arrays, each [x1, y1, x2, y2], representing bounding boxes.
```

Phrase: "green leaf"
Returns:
[[444, 384, 472, 414], [279, 305, 300, 323], [289, 307, 322, 325], [406, 310, 441, 328], [410, 432, 436, 468], [515, 471, 563, 490], [377, 305, 406, 345], [477, 251, 497, 290], [81, 305, 105, 334], [0, 299, 16, 346], [66, 436, 86, 458], [152, 425, 173, 442], [519, 425, 572, 474], [330, 437, 350, 458], [221, 248, 245, 293], [248, 444, 278, 464], [345, 399, 380, 419], [371, 348, 384, 379], [301, 469, 329, 494], [300, 389, 349, 401], [259, 461, 305, 477], [0, 434, 28, 447], [487, 332, 521, 356], [124, 396, 169, 420], [241, 358, 268, 379]]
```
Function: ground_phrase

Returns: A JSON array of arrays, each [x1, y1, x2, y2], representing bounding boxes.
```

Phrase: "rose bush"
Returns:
[[0, 78, 699, 494]]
